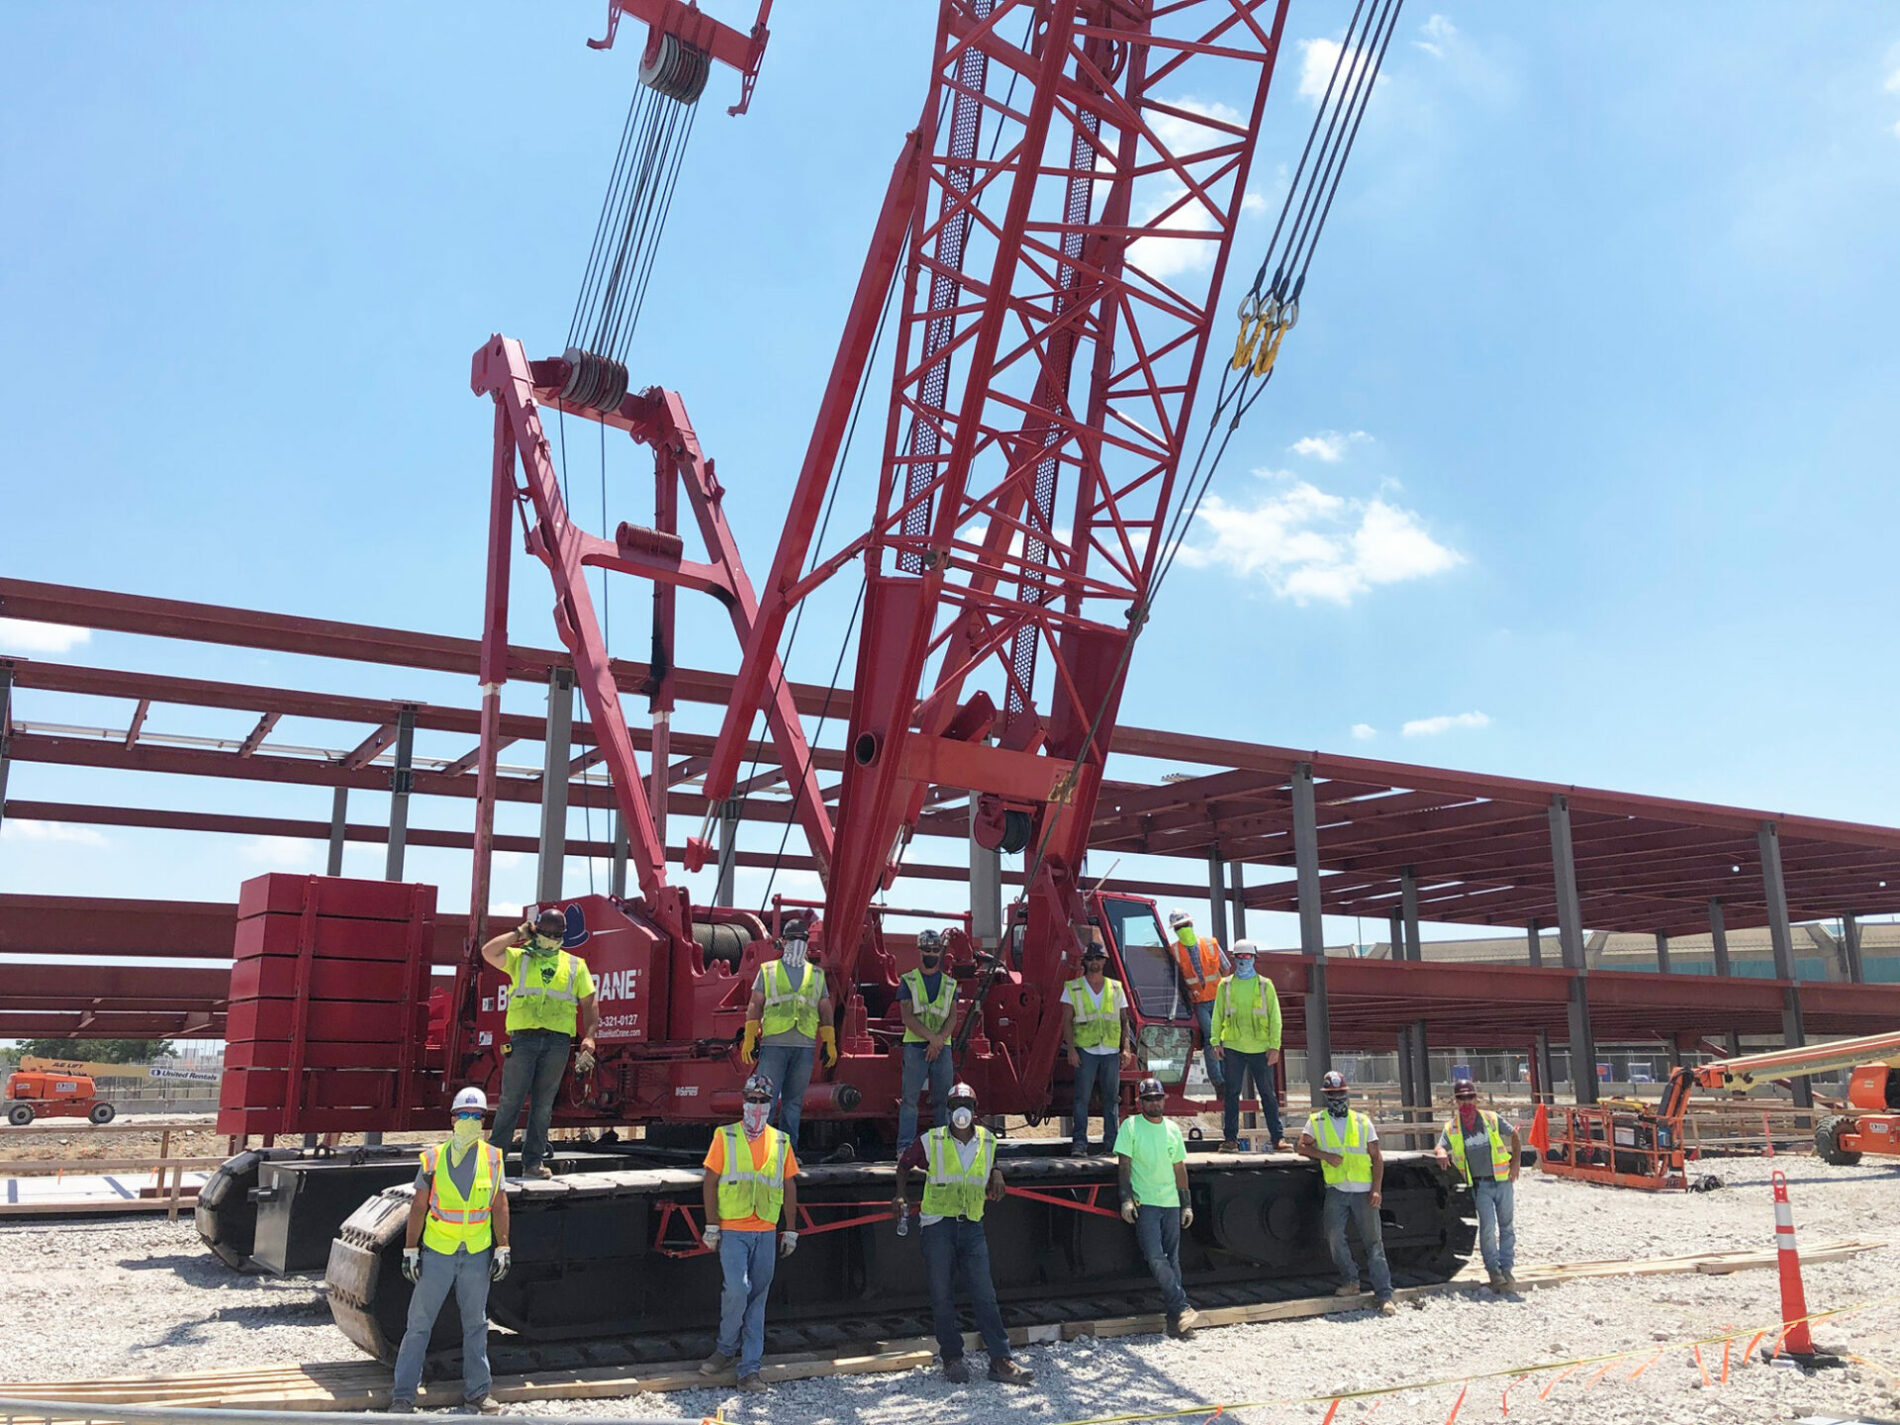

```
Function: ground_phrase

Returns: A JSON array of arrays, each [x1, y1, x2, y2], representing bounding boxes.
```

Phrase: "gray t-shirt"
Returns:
[[1438, 1113, 1498, 1179], [415, 1144, 480, 1200], [754, 962, 819, 1048]]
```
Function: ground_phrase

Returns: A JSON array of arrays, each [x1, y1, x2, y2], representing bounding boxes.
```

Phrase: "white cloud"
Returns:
[[1893, 118, 1900, 140], [1415, 14, 1457, 59], [0, 618, 90, 654], [1401, 711, 1491, 738], [1297, 38, 1357, 102], [1177, 481, 1462, 605], [1127, 98, 1255, 280], [0, 820, 109, 847], [1350, 723, 1378, 741], [1289, 429, 1372, 463], [239, 836, 326, 868]]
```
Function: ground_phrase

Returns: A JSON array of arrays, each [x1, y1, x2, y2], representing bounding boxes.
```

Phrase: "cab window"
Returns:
[[1100, 899, 1189, 1021]]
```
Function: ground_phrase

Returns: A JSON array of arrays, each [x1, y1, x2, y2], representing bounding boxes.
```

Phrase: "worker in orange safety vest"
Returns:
[[1167, 909, 1229, 1092]]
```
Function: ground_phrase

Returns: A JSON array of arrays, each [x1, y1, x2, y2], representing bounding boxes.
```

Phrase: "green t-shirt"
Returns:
[[1113, 1114, 1186, 1209]]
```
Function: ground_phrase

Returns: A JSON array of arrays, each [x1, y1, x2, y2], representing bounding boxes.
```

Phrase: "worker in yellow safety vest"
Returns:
[[1209, 942, 1288, 1152], [1435, 1076, 1521, 1292], [480, 907, 599, 1179], [1297, 1070, 1394, 1315], [697, 1073, 800, 1393], [895, 927, 958, 1153], [741, 915, 837, 1152], [893, 1082, 1035, 1387], [389, 1087, 511, 1413], [1060, 929, 1136, 1156]]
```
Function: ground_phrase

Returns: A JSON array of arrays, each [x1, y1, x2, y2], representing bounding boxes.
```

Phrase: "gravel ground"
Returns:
[[3, 1157, 1897, 1424]]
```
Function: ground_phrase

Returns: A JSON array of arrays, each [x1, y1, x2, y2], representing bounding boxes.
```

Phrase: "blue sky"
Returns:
[[3, 4, 1899, 949]]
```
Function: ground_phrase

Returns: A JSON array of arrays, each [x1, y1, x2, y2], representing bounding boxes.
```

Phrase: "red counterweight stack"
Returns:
[[218, 874, 444, 1138]]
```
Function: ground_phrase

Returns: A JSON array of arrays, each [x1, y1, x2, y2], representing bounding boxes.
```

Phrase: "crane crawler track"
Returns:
[[327, 1150, 1472, 1362]]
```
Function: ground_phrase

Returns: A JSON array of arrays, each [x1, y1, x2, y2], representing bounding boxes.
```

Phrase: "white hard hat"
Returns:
[[451, 1086, 488, 1115], [1231, 939, 1259, 958], [1168, 909, 1193, 928]]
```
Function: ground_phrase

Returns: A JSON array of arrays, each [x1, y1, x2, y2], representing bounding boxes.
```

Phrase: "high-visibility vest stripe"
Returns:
[[1065, 977, 1124, 1051], [1307, 1111, 1374, 1187], [921, 1126, 995, 1222]]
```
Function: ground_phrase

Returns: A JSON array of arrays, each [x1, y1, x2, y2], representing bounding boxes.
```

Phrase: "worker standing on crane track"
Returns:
[[741, 916, 837, 1152], [1210, 941, 1288, 1152], [480, 909, 598, 1180], [894, 1082, 1036, 1387], [1436, 1077, 1521, 1292], [698, 1072, 800, 1394], [388, 1087, 510, 1414], [1061, 929, 1138, 1156], [1168, 909, 1229, 1092], [1299, 1070, 1395, 1316], [895, 927, 957, 1154], [1117, 1077, 1202, 1339]]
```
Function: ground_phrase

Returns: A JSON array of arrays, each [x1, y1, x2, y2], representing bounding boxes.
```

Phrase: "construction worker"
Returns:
[[1167, 910, 1228, 1092], [698, 1072, 799, 1393], [1435, 1077, 1521, 1292], [1209, 941, 1287, 1151], [893, 1081, 1035, 1386], [481, 908, 598, 1179], [1297, 1070, 1394, 1316], [741, 916, 837, 1151], [389, 1087, 510, 1414], [1060, 931, 1136, 1156], [1116, 1077, 1201, 1339], [895, 927, 957, 1154]]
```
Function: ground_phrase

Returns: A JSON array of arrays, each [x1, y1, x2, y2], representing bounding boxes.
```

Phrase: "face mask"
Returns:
[[451, 1116, 482, 1147], [1458, 1100, 1479, 1121], [742, 1102, 771, 1137], [1234, 959, 1257, 978], [781, 939, 808, 971], [1177, 926, 1197, 947], [949, 1106, 974, 1131], [529, 934, 561, 957], [1142, 1101, 1165, 1121], [919, 954, 941, 971], [1326, 1099, 1349, 1118]]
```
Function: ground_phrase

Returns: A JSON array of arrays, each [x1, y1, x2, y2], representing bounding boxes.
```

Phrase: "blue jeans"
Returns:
[[898, 1041, 955, 1153], [490, 1028, 570, 1172], [920, 1217, 1012, 1365], [1135, 1204, 1190, 1316], [1322, 1188, 1393, 1301], [1071, 1051, 1121, 1154], [1220, 1049, 1284, 1145], [755, 1042, 815, 1149], [391, 1246, 492, 1404], [715, 1227, 778, 1376], [1194, 1002, 1224, 1091], [1473, 1176, 1516, 1276]]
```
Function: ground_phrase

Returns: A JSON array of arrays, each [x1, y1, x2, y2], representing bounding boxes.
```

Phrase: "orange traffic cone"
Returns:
[[1765, 1169, 1838, 1368]]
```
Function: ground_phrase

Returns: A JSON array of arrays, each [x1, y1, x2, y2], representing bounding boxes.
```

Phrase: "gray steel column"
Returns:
[[1400, 868, 1422, 961], [969, 792, 1003, 951], [326, 787, 348, 878], [1388, 910, 1403, 960], [1709, 897, 1731, 976], [1842, 912, 1866, 984], [1207, 847, 1230, 951], [609, 813, 628, 900], [1757, 821, 1812, 1108], [1228, 859, 1247, 941], [1533, 1030, 1556, 1107], [1654, 929, 1672, 974], [1409, 1021, 1432, 1117], [536, 669, 575, 904], [714, 799, 739, 908], [383, 704, 417, 882], [1396, 1027, 1416, 1113], [1292, 762, 1332, 1095], [1549, 794, 1598, 1105], [1526, 916, 1542, 967]]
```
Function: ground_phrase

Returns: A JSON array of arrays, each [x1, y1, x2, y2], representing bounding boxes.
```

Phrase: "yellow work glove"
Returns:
[[740, 1020, 761, 1064], [818, 1025, 839, 1068]]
